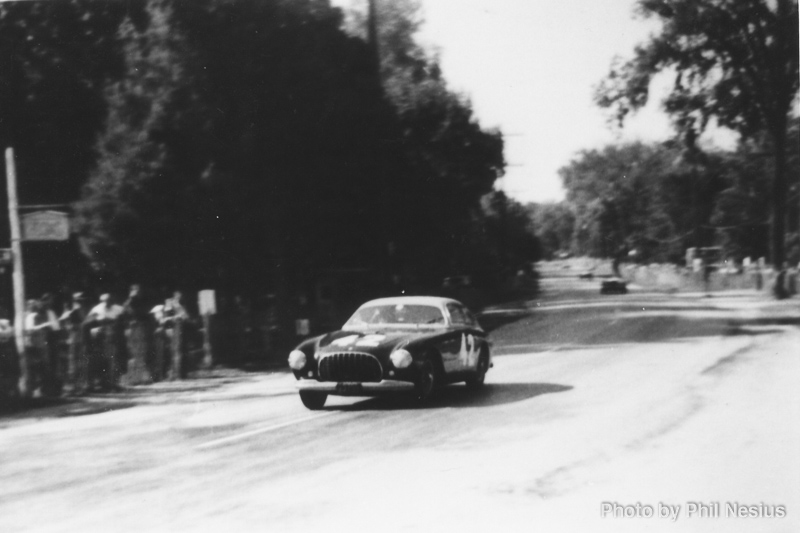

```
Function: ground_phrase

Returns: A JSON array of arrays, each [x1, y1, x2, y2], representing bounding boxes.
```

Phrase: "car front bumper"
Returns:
[[296, 379, 416, 396]]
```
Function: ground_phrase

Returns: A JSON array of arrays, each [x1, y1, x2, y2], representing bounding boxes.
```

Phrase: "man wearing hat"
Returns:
[[24, 297, 61, 397], [60, 292, 92, 394], [84, 293, 125, 391]]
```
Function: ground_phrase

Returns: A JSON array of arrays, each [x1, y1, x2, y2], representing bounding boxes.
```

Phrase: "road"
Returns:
[[1, 273, 799, 533]]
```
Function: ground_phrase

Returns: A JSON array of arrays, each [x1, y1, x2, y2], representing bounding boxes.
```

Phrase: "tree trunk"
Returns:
[[769, 0, 794, 270], [771, 120, 788, 269]]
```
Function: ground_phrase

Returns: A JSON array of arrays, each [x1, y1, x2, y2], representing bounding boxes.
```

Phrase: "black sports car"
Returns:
[[288, 296, 492, 409], [600, 278, 628, 294]]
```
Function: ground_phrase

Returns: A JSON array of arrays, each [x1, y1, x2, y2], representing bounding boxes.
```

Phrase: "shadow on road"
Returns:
[[491, 299, 800, 355], [478, 309, 532, 334], [725, 326, 788, 336], [0, 396, 137, 420], [729, 316, 800, 327], [328, 382, 573, 411]]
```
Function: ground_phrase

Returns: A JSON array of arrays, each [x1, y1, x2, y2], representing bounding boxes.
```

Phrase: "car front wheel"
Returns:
[[299, 390, 327, 410], [414, 359, 437, 403]]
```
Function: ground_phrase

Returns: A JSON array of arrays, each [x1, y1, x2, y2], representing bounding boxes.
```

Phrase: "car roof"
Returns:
[[358, 296, 461, 308]]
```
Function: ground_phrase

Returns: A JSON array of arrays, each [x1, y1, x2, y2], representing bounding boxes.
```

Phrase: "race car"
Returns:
[[287, 296, 491, 409]]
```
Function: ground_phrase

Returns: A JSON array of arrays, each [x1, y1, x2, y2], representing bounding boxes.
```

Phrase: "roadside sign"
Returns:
[[21, 210, 69, 241], [295, 318, 310, 336], [198, 290, 217, 315]]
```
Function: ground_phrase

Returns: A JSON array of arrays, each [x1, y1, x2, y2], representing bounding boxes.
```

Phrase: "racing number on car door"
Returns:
[[438, 332, 462, 374], [446, 303, 480, 371], [458, 333, 479, 369]]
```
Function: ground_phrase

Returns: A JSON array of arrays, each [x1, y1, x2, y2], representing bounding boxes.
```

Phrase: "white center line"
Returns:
[[196, 411, 337, 450]]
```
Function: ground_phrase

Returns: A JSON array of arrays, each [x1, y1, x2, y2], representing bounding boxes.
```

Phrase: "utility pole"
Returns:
[[5, 147, 29, 397]]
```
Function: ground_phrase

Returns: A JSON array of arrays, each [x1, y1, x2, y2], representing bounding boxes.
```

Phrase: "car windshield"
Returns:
[[344, 304, 445, 328]]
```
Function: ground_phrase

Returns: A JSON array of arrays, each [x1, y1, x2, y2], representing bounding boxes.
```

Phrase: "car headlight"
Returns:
[[390, 349, 413, 369], [288, 350, 307, 370]]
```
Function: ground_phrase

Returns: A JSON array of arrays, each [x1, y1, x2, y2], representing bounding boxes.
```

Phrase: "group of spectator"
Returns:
[[0, 285, 195, 399], [0, 286, 318, 400]]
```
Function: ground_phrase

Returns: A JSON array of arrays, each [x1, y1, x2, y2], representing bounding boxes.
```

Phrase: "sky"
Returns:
[[331, 0, 737, 204]]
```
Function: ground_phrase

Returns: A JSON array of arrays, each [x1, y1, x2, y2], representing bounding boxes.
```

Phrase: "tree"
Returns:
[[559, 141, 728, 262], [343, 0, 505, 286], [595, 0, 799, 266], [76, 0, 392, 291], [177, 0, 400, 295], [0, 1, 135, 296], [75, 0, 211, 286], [9, 0, 505, 305], [0, 0, 127, 204], [528, 202, 575, 258], [481, 191, 541, 269], [713, 116, 800, 263]]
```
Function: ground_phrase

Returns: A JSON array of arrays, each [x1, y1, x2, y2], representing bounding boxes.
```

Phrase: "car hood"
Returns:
[[316, 328, 431, 357]]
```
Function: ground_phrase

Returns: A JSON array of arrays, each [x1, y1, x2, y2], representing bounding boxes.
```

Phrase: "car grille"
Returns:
[[318, 352, 383, 382]]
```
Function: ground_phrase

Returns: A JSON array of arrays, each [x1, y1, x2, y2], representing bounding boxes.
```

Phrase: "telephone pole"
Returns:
[[5, 147, 29, 397]]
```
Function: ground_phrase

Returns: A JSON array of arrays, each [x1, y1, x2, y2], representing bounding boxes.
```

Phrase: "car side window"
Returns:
[[461, 306, 479, 328], [446, 303, 469, 326]]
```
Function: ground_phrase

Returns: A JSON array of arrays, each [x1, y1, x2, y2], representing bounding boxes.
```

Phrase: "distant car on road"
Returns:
[[600, 278, 628, 294], [288, 296, 491, 409]]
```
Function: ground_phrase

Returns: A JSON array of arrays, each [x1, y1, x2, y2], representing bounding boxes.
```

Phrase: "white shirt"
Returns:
[[24, 310, 60, 331], [88, 303, 124, 321]]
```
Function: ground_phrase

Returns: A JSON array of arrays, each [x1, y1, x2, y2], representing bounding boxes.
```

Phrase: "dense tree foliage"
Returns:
[[0, 0, 131, 296], [713, 118, 800, 264], [342, 0, 506, 286], [527, 202, 575, 259], [481, 191, 541, 271], [541, 125, 799, 265], [595, 0, 799, 265], [75, 0, 210, 286], [559, 141, 730, 262], [0, 0, 127, 205], [2, 0, 512, 304]]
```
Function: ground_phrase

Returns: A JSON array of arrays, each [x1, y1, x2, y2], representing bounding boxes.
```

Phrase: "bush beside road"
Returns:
[[620, 263, 797, 296], [537, 257, 798, 297]]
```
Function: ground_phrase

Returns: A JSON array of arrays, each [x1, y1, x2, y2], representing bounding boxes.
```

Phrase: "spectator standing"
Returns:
[[123, 284, 154, 384], [151, 301, 168, 381], [703, 261, 714, 295], [84, 293, 125, 391], [0, 316, 18, 400], [24, 298, 61, 396], [753, 262, 764, 291], [60, 292, 92, 395], [229, 295, 251, 365], [773, 263, 789, 300], [40, 293, 64, 394], [787, 263, 798, 296], [257, 294, 280, 362], [294, 293, 312, 342], [163, 291, 189, 379]]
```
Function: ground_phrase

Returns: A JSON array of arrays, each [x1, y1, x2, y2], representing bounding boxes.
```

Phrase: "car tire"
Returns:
[[299, 391, 327, 410], [465, 349, 489, 390], [414, 359, 438, 404]]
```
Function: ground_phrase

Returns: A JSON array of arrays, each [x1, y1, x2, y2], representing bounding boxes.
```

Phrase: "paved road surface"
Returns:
[[1, 275, 798, 533]]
